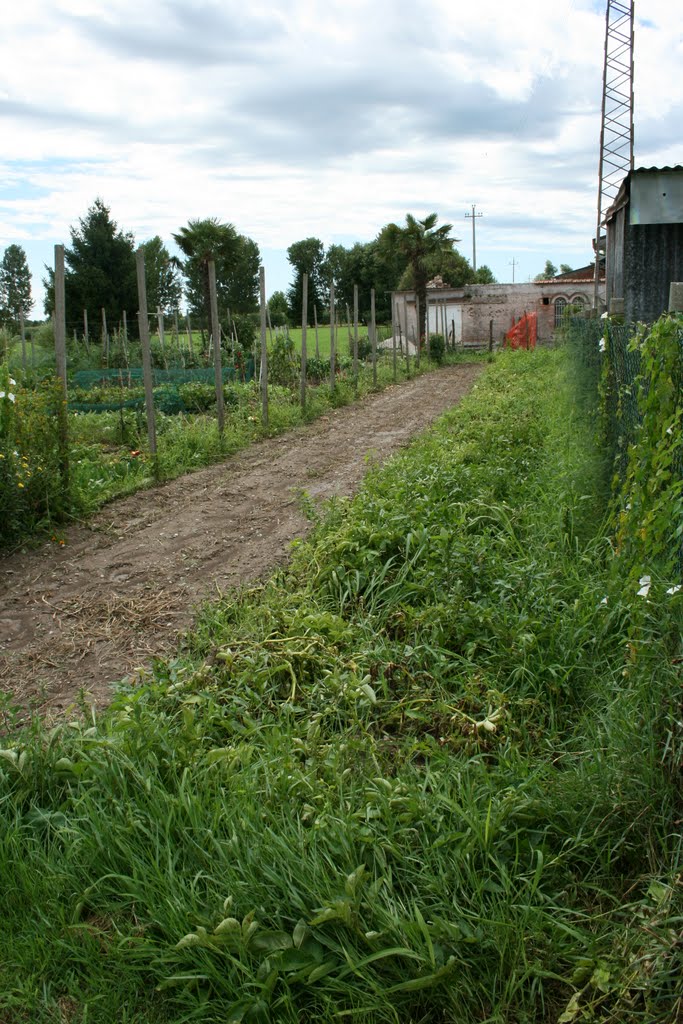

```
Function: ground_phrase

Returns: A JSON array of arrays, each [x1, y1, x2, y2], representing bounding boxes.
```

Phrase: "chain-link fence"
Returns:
[[564, 312, 683, 574]]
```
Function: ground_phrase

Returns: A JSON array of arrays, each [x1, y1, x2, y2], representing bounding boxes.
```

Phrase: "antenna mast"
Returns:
[[593, 0, 635, 308]]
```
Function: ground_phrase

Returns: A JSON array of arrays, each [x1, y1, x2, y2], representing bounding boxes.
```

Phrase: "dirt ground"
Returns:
[[0, 363, 484, 714]]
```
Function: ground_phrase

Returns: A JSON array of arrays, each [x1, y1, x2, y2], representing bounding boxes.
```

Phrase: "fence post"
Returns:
[[135, 248, 158, 473], [415, 294, 421, 368], [403, 294, 410, 377], [300, 273, 308, 411], [101, 307, 109, 365], [314, 304, 320, 360], [260, 266, 268, 427], [370, 287, 377, 388], [156, 306, 167, 368], [83, 309, 89, 351], [329, 282, 336, 391], [54, 245, 70, 494], [19, 307, 26, 373], [207, 260, 225, 435], [391, 293, 397, 382], [353, 284, 359, 389], [425, 298, 430, 361], [186, 314, 193, 354]]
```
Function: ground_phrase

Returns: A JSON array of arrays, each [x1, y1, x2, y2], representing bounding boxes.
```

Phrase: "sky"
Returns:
[[1, 0, 681, 318]]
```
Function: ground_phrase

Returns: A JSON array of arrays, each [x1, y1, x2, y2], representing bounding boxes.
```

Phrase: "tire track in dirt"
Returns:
[[0, 363, 484, 712]]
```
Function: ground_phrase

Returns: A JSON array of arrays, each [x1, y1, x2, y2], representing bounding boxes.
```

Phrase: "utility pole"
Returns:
[[509, 258, 518, 283], [465, 204, 483, 272]]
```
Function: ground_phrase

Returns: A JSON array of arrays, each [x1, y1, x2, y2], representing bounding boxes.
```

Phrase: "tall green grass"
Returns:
[[0, 346, 680, 1023]]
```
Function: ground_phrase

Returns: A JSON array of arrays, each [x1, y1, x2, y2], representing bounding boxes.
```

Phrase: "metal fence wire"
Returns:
[[564, 313, 683, 572]]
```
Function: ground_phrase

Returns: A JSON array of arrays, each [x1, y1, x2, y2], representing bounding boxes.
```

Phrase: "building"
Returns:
[[392, 267, 604, 349], [604, 165, 683, 323]]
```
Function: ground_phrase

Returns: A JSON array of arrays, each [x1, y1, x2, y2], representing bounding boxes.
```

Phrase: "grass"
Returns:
[[0, 345, 680, 1022]]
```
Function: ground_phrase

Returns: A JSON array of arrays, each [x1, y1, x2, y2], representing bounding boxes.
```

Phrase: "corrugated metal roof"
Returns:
[[604, 165, 683, 223]]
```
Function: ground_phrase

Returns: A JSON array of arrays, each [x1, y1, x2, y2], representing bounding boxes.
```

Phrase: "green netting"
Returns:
[[69, 396, 145, 413], [71, 363, 254, 389]]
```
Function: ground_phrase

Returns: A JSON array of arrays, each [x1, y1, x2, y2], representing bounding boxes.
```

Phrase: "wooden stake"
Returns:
[[403, 294, 410, 377], [101, 307, 109, 365], [260, 266, 268, 427], [391, 293, 397, 382], [19, 307, 26, 372], [54, 245, 69, 492], [208, 260, 225, 435], [135, 249, 158, 469], [370, 287, 377, 388], [353, 284, 359, 389], [300, 272, 308, 411], [415, 294, 421, 368], [314, 304, 320, 360], [329, 282, 336, 391]]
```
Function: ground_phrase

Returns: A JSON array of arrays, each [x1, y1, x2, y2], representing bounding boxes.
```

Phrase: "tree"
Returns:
[[379, 213, 457, 340], [0, 244, 32, 328], [286, 238, 326, 325], [474, 264, 497, 284], [268, 290, 290, 327], [142, 236, 182, 315], [534, 260, 558, 281], [43, 198, 137, 334], [172, 218, 259, 339], [559, 263, 574, 275]]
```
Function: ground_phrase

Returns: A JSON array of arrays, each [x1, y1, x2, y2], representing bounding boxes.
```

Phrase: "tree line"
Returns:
[[1, 200, 499, 345]]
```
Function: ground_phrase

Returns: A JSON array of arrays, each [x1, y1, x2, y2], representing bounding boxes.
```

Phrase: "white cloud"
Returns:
[[1, 0, 681, 313]]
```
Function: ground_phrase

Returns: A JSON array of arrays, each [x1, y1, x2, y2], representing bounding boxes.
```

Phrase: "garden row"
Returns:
[[0, 338, 464, 549], [0, 332, 680, 1022]]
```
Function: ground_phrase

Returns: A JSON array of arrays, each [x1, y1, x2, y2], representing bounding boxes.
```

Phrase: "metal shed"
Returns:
[[604, 165, 683, 323]]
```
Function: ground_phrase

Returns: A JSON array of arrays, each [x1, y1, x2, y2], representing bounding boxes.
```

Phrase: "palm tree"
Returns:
[[380, 213, 455, 342], [172, 218, 240, 334]]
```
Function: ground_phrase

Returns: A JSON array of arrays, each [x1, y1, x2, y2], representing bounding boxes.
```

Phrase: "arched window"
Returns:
[[554, 297, 568, 327], [570, 294, 586, 309]]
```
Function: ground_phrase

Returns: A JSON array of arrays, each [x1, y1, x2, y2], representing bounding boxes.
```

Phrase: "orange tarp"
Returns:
[[505, 312, 537, 350]]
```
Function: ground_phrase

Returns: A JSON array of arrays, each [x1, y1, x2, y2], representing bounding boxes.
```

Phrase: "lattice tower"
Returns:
[[593, 0, 635, 307]]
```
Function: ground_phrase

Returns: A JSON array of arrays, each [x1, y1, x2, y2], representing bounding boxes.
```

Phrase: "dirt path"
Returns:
[[0, 364, 484, 713]]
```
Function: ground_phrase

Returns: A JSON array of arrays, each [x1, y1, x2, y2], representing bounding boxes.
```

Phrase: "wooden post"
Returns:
[[346, 302, 352, 355], [415, 294, 421, 368], [121, 310, 129, 367], [156, 306, 167, 368], [314, 305, 320, 360], [370, 287, 377, 388], [329, 283, 336, 391], [173, 309, 179, 345], [208, 260, 225, 435], [403, 294, 410, 377], [186, 314, 193, 354], [19, 307, 26, 372], [54, 245, 70, 493], [391, 293, 397, 382], [135, 248, 157, 469], [300, 273, 308, 411], [353, 284, 359, 389], [425, 298, 430, 361], [101, 307, 109, 365], [260, 266, 268, 427]]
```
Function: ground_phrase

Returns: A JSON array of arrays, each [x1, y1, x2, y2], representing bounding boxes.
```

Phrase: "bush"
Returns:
[[0, 365, 66, 545], [429, 333, 445, 363]]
